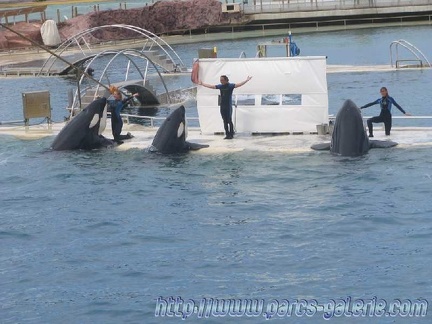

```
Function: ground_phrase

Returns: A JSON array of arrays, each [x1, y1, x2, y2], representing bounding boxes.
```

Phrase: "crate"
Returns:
[[22, 91, 51, 126]]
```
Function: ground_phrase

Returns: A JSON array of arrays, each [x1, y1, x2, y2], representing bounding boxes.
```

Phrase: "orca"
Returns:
[[51, 97, 114, 150], [311, 99, 397, 156], [150, 105, 209, 154]]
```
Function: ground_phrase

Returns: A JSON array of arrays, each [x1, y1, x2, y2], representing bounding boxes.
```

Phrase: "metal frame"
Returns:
[[39, 24, 186, 75], [390, 39, 431, 68]]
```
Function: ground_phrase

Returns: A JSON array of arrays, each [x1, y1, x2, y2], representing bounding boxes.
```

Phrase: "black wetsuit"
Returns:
[[215, 82, 236, 138], [361, 96, 405, 136]]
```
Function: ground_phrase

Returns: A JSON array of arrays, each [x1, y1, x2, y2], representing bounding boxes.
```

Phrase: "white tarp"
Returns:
[[196, 57, 328, 134], [40, 20, 61, 47]]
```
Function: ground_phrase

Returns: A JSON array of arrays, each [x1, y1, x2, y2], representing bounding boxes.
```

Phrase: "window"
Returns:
[[261, 94, 280, 105], [282, 94, 302, 105], [235, 94, 255, 106], [233, 94, 303, 107]]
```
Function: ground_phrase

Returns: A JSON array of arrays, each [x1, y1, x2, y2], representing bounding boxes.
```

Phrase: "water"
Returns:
[[1, 25, 432, 323]]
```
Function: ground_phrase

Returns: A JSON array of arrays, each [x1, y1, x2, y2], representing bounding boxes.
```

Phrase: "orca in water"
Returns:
[[51, 97, 114, 150], [151, 105, 209, 154], [311, 99, 397, 156]]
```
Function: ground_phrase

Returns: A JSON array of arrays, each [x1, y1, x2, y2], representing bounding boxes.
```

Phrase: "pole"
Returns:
[[0, 22, 111, 93]]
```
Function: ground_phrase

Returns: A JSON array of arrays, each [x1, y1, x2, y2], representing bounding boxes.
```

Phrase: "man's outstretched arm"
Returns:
[[198, 81, 216, 89], [234, 76, 252, 88]]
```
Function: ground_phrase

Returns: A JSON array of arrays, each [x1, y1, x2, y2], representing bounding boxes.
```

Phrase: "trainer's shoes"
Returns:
[[368, 134, 374, 138]]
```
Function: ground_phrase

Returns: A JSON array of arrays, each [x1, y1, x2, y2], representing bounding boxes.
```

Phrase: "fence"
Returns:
[[242, 0, 432, 13]]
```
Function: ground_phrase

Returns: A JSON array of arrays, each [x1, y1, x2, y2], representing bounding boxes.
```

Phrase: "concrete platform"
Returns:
[[1, 120, 432, 154]]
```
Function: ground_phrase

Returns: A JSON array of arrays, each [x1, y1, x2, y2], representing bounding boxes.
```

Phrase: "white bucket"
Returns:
[[316, 124, 328, 135]]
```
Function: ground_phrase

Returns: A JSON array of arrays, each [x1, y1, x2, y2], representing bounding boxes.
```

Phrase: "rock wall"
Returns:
[[0, 0, 246, 50], [0, 22, 43, 50]]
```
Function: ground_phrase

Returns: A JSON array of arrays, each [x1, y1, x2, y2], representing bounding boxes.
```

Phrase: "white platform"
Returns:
[[1, 122, 432, 154]]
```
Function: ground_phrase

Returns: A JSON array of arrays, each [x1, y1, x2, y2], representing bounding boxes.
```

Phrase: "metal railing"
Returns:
[[390, 39, 432, 68], [40, 24, 187, 76], [242, 0, 432, 14], [120, 113, 199, 128]]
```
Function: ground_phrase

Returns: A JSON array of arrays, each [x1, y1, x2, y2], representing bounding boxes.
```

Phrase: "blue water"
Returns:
[[1, 25, 432, 323]]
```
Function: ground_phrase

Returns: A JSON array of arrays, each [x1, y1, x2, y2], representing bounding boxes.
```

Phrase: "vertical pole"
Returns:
[[67, 88, 73, 109], [76, 69, 82, 109], [57, 9, 60, 23]]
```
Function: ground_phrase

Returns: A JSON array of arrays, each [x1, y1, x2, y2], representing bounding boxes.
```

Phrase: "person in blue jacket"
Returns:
[[107, 89, 138, 144], [199, 75, 252, 139], [360, 87, 411, 137]]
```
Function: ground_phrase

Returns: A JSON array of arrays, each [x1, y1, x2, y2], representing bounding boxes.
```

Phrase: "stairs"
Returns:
[[143, 50, 188, 72]]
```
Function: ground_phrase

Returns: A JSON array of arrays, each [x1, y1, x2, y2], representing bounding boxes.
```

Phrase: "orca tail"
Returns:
[[311, 142, 331, 151], [186, 141, 209, 151], [369, 140, 398, 149]]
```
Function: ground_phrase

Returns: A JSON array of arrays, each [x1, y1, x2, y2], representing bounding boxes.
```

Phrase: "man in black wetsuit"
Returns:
[[199, 75, 252, 139], [360, 87, 411, 137]]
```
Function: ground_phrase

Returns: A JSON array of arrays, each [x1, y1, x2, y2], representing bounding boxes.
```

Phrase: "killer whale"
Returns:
[[311, 99, 397, 156], [51, 97, 114, 150], [150, 105, 209, 154]]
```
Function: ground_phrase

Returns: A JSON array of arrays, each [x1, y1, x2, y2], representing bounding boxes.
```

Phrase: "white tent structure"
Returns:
[[40, 20, 61, 47], [196, 57, 328, 134]]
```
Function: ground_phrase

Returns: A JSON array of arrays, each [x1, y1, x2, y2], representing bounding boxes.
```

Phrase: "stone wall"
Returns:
[[0, 0, 246, 50]]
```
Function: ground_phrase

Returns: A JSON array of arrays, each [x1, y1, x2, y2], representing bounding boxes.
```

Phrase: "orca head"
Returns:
[[330, 99, 370, 157], [51, 97, 111, 150], [151, 105, 188, 154]]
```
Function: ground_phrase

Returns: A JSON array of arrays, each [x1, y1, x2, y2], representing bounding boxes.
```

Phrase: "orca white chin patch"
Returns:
[[98, 105, 108, 135], [177, 122, 185, 138], [89, 114, 100, 129]]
